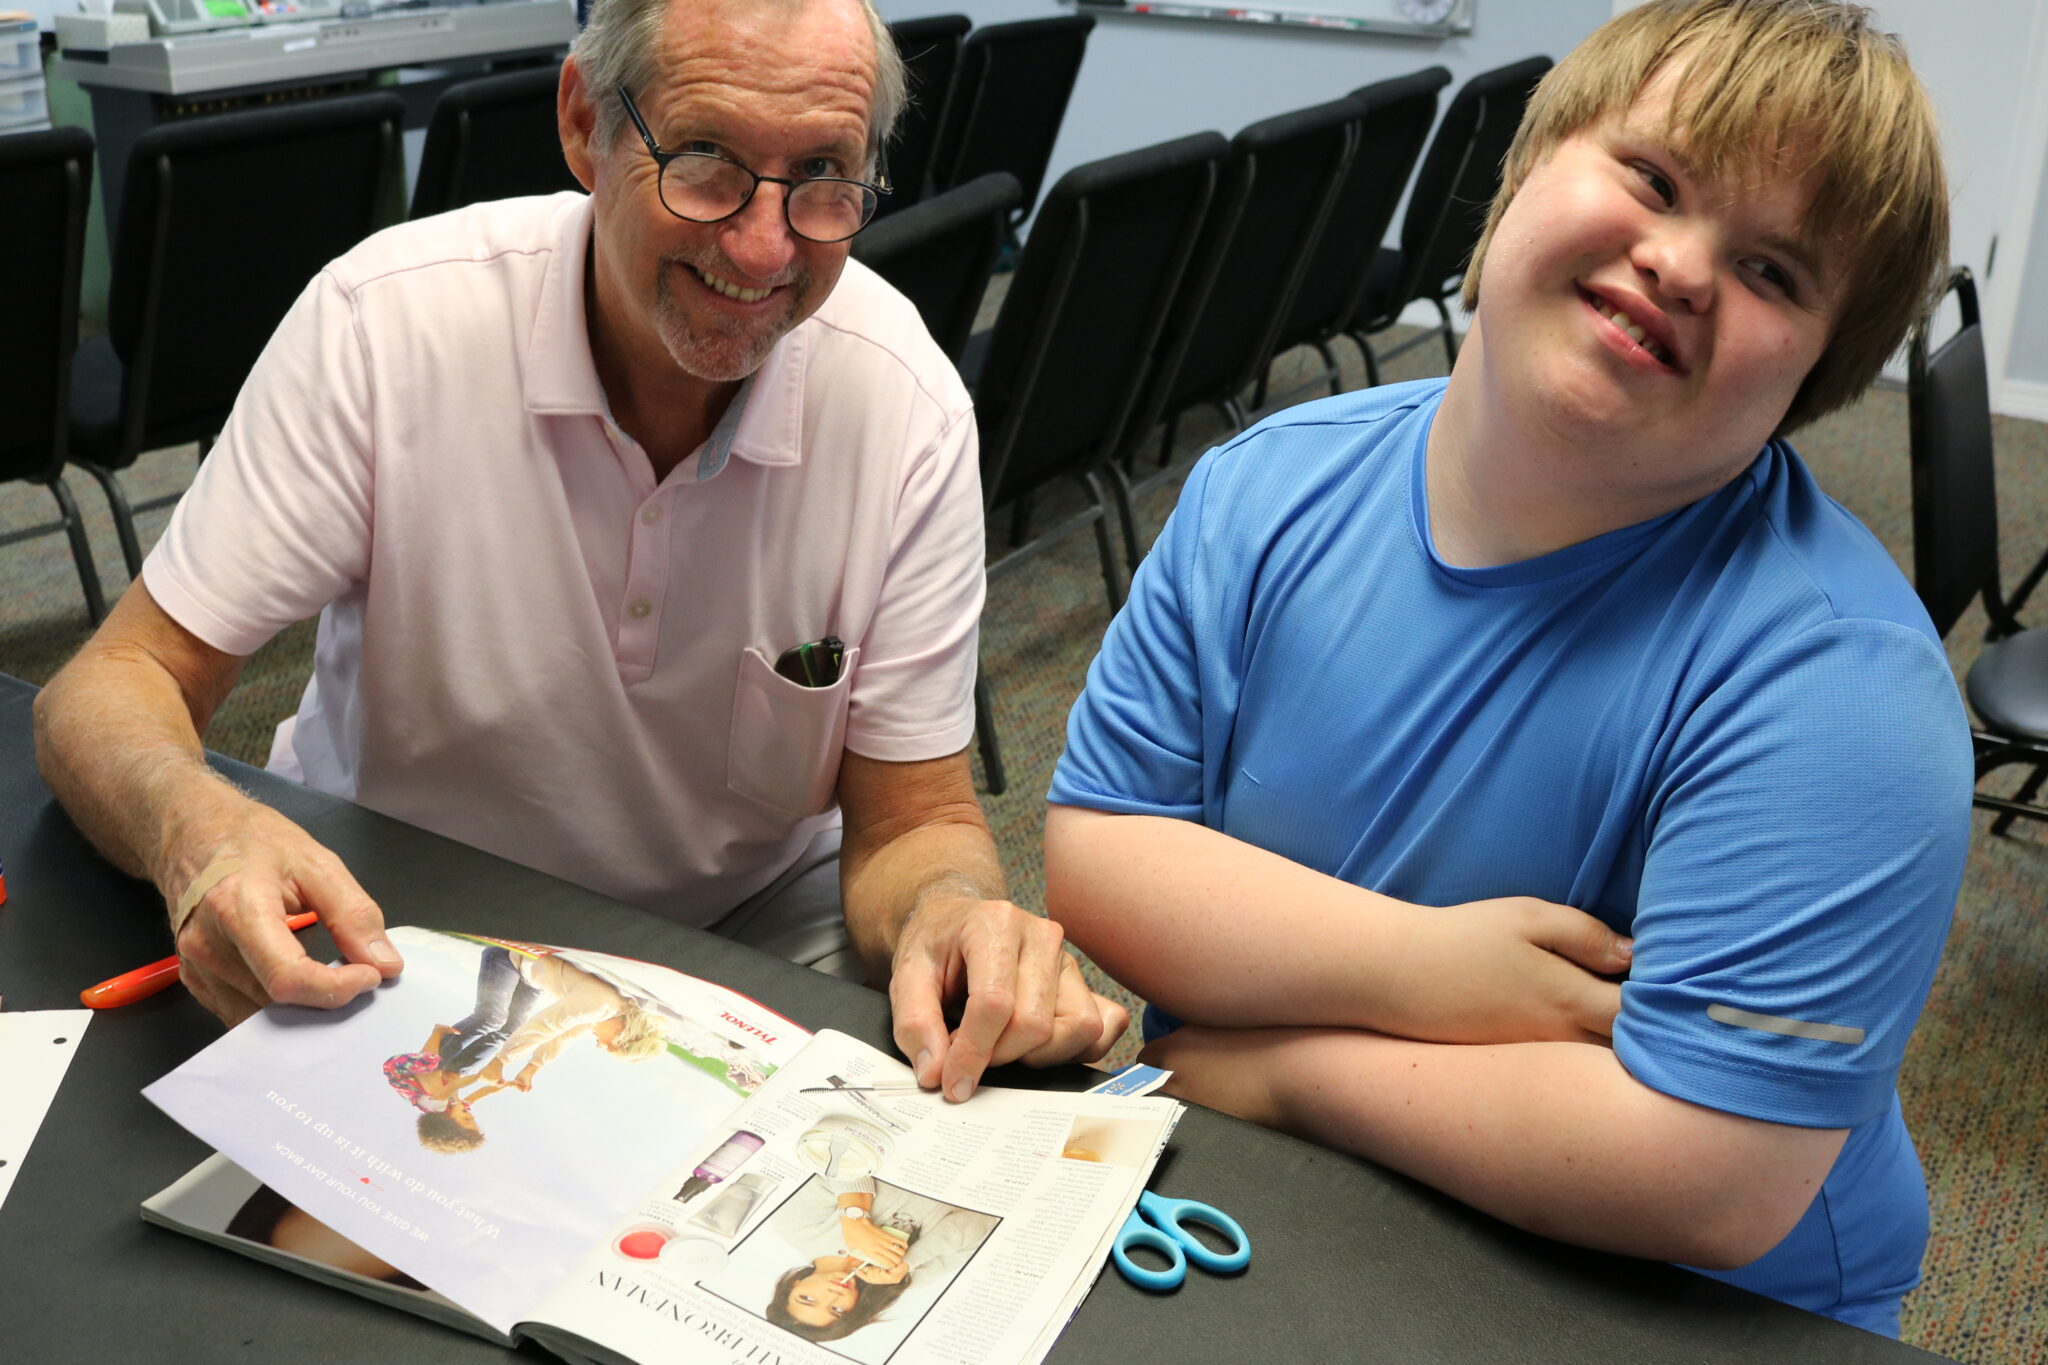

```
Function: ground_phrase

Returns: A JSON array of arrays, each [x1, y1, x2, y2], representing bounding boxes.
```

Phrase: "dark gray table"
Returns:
[[0, 673, 1950, 1362]]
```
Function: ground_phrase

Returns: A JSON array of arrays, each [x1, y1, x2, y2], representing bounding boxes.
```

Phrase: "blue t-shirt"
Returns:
[[1049, 380, 1973, 1334]]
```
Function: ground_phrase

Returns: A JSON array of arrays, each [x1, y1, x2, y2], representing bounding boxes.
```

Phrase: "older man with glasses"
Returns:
[[34, 0, 1124, 1103]]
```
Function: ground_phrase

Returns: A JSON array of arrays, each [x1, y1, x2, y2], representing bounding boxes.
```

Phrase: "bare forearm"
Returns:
[[1044, 805, 1628, 1043], [33, 640, 252, 898], [1044, 805, 1424, 1026], [1159, 1027, 1841, 1268], [842, 816, 1004, 980]]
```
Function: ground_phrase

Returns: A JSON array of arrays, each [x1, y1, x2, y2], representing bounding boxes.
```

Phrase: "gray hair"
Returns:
[[574, 0, 905, 180]]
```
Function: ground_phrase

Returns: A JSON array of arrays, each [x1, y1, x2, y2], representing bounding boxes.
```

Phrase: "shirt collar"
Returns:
[[524, 194, 809, 470]]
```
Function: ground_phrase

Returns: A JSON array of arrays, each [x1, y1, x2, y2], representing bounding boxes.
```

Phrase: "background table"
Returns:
[[0, 673, 1951, 1362]]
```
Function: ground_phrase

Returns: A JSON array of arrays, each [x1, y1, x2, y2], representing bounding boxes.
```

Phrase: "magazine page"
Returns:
[[526, 1029, 1182, 1365], [141, 1152, 504, 1343], [143, 926, 810, 1336]]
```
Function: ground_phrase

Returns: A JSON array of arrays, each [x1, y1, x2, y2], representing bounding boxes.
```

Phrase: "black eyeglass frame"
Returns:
[[615, 86, 891, 244]]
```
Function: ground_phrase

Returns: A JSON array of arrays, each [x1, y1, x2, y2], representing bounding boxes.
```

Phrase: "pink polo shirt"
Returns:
[[144, 193, 983, 923]]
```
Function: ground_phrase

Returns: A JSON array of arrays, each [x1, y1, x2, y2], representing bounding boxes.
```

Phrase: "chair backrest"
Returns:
[[974, 131, 1227, 511], [106, 92, 403, 461], [852, 171, 1021, 364], [1908, 268, 2009, 640], [1137, 96, 1361, 431], [1364, 53, 1549, 329], [0, 126, 92, 485], [877, 13, 970, 216], [410, 65, 580, 220], [929, 14, 1093, 220], [1270, 66, 1448, 356]]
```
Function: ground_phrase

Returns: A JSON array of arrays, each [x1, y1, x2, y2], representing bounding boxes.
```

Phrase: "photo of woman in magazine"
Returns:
[[226, 1183, 431, 1292], [700, 1174, 999, 1362]]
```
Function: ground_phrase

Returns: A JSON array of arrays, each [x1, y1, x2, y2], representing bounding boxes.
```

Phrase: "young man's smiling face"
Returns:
[[583, 0, 877, 386], [1471, 68, 1837, 513]]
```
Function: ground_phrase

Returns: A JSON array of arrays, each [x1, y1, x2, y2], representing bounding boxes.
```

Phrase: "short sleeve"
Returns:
[[841, 407, 984, 762], [1048, 455, 1215, 820], [1613, 617, 1973, 1128], [142, 268, 376, 657]]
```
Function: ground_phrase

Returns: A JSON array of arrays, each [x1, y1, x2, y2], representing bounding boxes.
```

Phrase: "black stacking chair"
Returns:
[[1109, 96, 1359, 555], [1347, 54, 1550, 382], [0, 126, 105, 625], [1257, 66, 1449, 407], [410, 65, 581, 219], [971, 132, 1227, 792], [69, 93, 404, 579], [877, 13, 970, 218], [1908, 267, 2048, 831], [852, 172, 1020, 364], [929, 14, 1093, 224]]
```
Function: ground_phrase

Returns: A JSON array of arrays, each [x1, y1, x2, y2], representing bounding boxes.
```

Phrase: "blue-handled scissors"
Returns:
[[1111, 1189, 1251, 1291]]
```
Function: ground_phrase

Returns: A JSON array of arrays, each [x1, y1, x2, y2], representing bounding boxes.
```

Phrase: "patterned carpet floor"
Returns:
[[2, 320, 2042, 1362]]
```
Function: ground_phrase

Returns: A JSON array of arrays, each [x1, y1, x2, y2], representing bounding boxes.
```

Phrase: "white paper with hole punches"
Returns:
[[0, 1010, 92, 1212]]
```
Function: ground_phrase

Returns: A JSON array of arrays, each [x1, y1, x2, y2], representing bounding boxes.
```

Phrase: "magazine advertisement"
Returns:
[[527, 1031, 1180, 1365], [141, 927, 1182, 1365], [144, 927, 809, 1335]]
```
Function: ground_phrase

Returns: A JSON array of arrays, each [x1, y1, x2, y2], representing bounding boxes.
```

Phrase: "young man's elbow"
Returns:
[[1666, 1191, 1814, 1270]]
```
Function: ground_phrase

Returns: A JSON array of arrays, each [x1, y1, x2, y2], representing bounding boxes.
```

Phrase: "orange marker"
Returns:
[[81, 911, 319, 1009]]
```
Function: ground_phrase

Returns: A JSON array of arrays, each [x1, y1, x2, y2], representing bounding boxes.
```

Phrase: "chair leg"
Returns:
[[47, 475, 108, 625], [974, 667, 1007, 796], [1316, 341, 1343, 396], [1435, 296, 1460, 368], [1105, 460, 1143, 572], [1251, 367, 1270, 413], [76, 461, 144, 580], [1080, 472, 1126, 611], [1351, 332, 1382, 388], [1009, 492, 1035, 549], [1157, 414, 1179, 468], [1992, 764, 2048, 836], [1220, 398, 1248, 432]]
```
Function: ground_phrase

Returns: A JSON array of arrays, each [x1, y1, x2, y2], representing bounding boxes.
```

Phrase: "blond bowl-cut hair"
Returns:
[[605, 1002, 672, 1062], [1461, 0, 1948, 434]]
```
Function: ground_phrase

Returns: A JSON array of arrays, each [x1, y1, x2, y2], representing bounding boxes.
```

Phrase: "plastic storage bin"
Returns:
[[0, 74, 49, 130], [0, 20, 37, 79]]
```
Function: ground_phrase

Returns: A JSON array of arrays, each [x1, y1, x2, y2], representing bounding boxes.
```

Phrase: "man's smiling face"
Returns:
[[587, 0, 876, 384], [1470, 66, 1837, 511]]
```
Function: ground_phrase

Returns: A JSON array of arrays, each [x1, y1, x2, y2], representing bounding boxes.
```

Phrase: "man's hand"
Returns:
[[838, 749, 1131, 1103], [888, 895, 1131, 1102], [32, 580, 402, 1027], [170, 800, 402, 1025]]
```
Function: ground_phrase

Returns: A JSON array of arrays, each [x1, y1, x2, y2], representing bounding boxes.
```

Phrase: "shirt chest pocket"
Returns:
[[727, 645, 860, 818]]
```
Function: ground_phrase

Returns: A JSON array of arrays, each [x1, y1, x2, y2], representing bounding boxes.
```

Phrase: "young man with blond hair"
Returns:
[[1047, 0, 1967, 1335]]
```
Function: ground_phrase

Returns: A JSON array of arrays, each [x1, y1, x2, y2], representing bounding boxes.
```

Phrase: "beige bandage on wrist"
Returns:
[[170, 857, 247, 940]]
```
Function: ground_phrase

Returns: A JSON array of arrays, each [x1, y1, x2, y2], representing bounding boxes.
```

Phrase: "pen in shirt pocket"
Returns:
[[774, 636, 845, 687]]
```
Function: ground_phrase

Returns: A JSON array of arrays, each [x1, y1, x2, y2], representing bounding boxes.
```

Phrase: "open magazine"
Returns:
[[142, 927, 1182, 1365]]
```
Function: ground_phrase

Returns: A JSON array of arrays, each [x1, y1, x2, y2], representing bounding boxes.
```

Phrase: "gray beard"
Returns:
[[652, 255, 807, 383]]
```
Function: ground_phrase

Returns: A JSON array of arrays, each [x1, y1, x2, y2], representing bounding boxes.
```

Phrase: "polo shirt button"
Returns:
[[640, 503, 661, 525], [629, 600, 652, 619]]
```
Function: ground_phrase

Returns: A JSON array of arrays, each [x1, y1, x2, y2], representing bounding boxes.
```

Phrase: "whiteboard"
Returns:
[[1073, 0, 1475, 39]]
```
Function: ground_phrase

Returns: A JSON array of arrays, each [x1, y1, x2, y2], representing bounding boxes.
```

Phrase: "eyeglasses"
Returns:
[[616, 87, 889, 244]]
